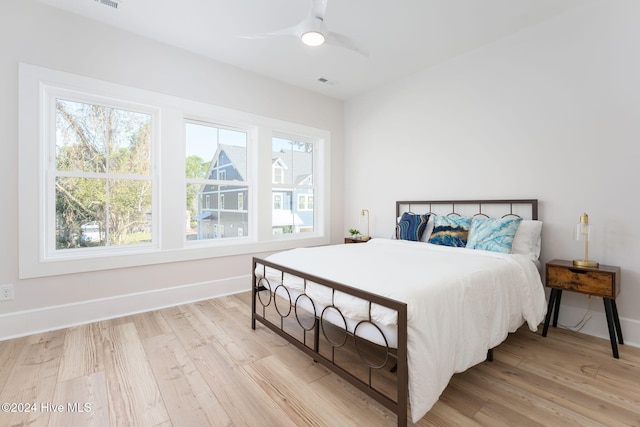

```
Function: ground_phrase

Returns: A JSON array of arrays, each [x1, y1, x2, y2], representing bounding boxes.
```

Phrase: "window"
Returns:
[[19, 64, 330, 278], [185, 121, 248, 242], [271, 136, 314, 235], [273, 165, 284, 183], [273, 193, 283, 210], [52, 97, 156, 253], [298, 194, 313, 211]]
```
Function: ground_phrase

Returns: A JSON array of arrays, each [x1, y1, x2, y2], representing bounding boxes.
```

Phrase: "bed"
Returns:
[[251, 199, 547, 426]]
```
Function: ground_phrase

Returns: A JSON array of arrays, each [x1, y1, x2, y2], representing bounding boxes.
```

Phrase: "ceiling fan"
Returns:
[[242, 0, 369, 57]]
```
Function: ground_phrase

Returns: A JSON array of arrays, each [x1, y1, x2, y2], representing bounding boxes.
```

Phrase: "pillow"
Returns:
[[511, 220, 543, 260], [396, 212, 430, 241], [466, 217, 523, 253], [428, 215, 472, 247]]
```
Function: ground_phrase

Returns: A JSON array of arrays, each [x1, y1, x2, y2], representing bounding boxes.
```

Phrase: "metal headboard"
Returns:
[[396, 199, 538, 221]]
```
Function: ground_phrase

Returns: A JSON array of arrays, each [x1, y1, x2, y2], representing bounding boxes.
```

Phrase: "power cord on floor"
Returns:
[[558, 295, 593, 332]]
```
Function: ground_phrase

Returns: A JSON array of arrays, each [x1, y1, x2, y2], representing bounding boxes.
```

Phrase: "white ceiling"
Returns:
[[38, 0, 588, 100]]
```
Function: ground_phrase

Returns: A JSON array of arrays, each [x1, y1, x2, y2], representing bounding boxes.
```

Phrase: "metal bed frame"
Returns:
[[251, 199, 538, 426]]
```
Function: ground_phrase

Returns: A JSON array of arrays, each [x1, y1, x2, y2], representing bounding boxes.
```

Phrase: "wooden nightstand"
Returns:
[[542, 259, 623, 358], [344, 237, 369, 244]]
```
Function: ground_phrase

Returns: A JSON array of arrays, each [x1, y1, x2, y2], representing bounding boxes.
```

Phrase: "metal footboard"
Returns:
[[251, 257, 408, 427]]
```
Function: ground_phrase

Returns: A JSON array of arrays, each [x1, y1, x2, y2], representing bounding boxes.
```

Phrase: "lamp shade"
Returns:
[[359, 209, 370, 241], [573, 212, 598, 268]]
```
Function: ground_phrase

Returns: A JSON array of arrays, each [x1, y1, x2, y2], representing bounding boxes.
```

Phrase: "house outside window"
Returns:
[[185, 121, 248, 241], [271, 136, 314, 235]]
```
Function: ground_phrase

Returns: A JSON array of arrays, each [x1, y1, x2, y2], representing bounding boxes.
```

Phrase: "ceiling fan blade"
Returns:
[[326, 31, 369, 57], [240, 22, 303, 40], [240, 13, 314, 40], [310, 0, 328, 20]]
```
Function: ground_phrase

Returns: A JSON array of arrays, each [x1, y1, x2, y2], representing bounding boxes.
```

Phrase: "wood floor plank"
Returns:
[[246, 353, 346, 426], [1, 293, 640, 427], [160, 305, 217, 350], [0, 329, 65, 427], [418, 400, 484, 427], [132, 310, 174, 341], [0, 336, 27, 392], [309, 372, 401, 426], [49, 371, 110, 427], [57, 323, 101, 382], [99, 322, 169, 427], [142, 333, 230, 427], [189, 341, 296, 426]]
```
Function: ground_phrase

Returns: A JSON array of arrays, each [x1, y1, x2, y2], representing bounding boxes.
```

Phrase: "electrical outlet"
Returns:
[[0, 284, 14, 301]]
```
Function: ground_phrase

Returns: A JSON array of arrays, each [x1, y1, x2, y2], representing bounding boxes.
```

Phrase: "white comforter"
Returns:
[[258, 238, 547, 422]]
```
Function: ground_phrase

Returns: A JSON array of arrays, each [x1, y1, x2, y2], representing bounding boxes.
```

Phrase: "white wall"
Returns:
[[345, 0, 640, 346], [0, 1, 344, 338]]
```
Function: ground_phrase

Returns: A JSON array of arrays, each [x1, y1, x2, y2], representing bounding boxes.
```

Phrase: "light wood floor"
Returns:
[[1, 292, 639, 426]]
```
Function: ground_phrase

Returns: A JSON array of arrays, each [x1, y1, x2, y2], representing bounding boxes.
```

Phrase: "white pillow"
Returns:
[[420, 216, 435, 242], [511, 220, 543, 260]]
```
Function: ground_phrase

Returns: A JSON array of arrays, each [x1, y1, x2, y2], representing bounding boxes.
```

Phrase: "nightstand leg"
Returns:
[[552, 289, 562, 327], [603, 298, 619, 359], [542, 289, 560, 337], [611, 300, 624, 345]]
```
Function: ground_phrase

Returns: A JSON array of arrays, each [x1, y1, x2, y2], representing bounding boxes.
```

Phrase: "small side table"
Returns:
[[542, 259, 623, 358]]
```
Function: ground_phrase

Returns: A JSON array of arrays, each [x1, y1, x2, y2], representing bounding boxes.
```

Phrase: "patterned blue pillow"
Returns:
[[428, 216, 472, 247], [396, 213, 430, 241], [466, 217, 523, 253]]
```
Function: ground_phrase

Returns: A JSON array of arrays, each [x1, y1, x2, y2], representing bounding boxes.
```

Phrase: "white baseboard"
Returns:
[[0, 275, 251, 341], [551, 302, 640, 349]]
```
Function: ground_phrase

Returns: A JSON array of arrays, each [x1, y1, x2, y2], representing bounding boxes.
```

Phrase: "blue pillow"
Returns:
[[428, 216, 472, 247], [466, 217, 523, 253], [396, 213, 430, 241]]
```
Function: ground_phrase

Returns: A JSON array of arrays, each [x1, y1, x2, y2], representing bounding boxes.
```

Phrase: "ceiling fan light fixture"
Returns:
[[301, 30, 325, 47]]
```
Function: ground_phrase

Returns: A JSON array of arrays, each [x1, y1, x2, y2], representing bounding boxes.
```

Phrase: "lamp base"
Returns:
[[573, 259, 599, 268]]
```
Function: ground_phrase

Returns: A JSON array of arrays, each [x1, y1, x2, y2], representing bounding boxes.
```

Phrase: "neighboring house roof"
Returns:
[[204, 144, 247, 181], [272, 148, 312, 185], [198, 143, 312, 187]]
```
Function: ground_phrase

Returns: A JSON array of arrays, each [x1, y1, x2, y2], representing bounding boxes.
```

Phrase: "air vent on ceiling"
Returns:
[[317, 77, 337, 86], [95, 0, 120, 9]]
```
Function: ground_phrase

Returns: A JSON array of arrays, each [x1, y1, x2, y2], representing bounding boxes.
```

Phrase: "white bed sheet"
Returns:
[[256, 238, 547, 423]]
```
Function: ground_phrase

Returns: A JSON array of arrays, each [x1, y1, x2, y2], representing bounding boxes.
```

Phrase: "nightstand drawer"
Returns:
[[546, 264, 617, 298]]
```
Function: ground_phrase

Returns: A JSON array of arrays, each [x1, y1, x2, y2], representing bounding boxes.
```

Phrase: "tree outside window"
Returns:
[[54, 99, 153, 249]]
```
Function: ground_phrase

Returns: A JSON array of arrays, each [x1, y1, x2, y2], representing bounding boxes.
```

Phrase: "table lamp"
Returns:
[[573, 212, 598, 268], [360, 209, 370, 241]]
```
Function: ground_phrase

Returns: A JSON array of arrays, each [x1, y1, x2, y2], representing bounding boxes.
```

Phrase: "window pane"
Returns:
[[272, 137, 314, 235], [56, 99, 151, 175], [56, 177, 106, 248], [187, 184, 248, 241], [186, 122, 246, 181], [298, 191, 314, 231], [107, 179, 152, 245], [272, 137, 313, 185]]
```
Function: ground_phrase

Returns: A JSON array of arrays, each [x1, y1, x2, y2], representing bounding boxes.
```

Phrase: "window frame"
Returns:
[[19, 63, 331, 279], [46, 89, 160, 256]]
